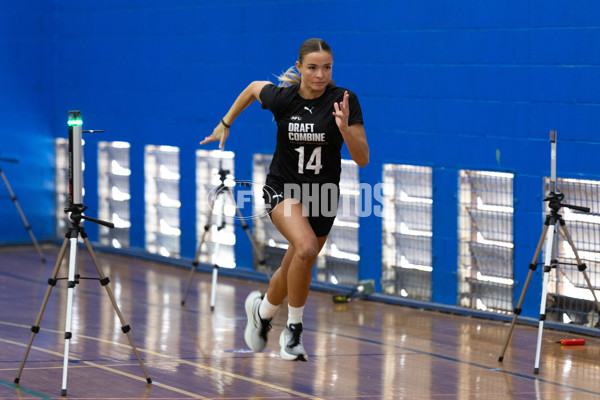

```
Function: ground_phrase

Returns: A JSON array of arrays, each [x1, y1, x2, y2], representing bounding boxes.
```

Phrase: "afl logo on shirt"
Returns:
[[291, 115, 302, 121]]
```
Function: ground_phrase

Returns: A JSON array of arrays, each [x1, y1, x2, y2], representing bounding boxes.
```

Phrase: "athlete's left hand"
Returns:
[[332, 91, 350, 131]]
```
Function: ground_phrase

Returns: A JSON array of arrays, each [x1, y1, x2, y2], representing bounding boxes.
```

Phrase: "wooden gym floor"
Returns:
[[0, 245, 599, 399]]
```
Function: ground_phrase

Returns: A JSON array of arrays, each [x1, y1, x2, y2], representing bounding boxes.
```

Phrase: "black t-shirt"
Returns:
[[260, 83, 363, 186]]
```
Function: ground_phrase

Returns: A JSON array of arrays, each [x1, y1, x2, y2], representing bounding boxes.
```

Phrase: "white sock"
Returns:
[[287, 304, 304, 326], [258, 294, 280, 320]]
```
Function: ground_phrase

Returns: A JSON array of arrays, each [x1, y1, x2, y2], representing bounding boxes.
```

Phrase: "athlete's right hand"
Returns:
[[200, 122, 229, 149]]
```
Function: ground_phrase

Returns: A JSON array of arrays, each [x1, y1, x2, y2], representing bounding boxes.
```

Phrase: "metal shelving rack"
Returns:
[[458, 170, 514, 314], [144, 145, 181, 257], [98, 141, 131, 249], [381, 164, 433, 300]]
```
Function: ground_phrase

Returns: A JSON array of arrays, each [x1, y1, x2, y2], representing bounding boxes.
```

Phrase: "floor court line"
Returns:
[[2, 248, 599, 399], [5, 318, 599, 399], [320, 329, 600, 397], [0, 378, 57, 400], [0, 324, 325, 400], [0, 337, 208, 400]]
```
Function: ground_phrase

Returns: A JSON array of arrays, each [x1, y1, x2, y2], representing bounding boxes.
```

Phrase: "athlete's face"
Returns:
[[296, 51, 333, 98]]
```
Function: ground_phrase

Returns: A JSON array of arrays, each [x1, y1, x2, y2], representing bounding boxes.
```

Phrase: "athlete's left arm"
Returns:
[[333, 91, 369, 167]]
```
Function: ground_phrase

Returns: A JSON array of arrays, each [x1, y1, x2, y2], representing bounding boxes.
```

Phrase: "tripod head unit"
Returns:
[[218, 168, 230, 183], [213, 152, 251, 188], [0, 156, 18, 164], [0, 156, 18, 173], [543, 191, 590, 214], [64, 203, 114, 228], [215, 167, 252, 188]]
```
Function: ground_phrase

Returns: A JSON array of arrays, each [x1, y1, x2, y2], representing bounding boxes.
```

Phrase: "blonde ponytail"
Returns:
[[276, 65, 301, 87]]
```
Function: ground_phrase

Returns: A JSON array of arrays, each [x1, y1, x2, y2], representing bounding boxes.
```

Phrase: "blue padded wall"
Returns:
[[0, 2, 55, 243], [2, 1, 600, 317]]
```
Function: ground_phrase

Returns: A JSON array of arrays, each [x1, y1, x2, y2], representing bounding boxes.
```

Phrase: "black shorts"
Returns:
[[262, 177, 339, 237]]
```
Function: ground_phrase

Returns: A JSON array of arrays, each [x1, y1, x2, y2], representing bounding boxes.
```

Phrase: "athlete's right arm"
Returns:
[[200, 81, 273, 149]]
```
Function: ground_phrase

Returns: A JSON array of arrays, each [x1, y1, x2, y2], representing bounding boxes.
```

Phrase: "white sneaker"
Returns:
[[279, 322, 308, 361], [244, 291, 272, 352]]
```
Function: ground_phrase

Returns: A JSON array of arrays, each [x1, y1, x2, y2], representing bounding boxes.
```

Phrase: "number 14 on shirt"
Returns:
[[295, 146, 322, 175]]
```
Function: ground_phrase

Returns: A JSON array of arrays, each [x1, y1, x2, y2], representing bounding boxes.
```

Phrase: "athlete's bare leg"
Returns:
[[265, 199, 328, 307]]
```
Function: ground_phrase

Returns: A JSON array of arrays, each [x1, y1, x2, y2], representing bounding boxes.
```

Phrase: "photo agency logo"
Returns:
[[206, 180, 269, 220], [207, 181, 385, 221]]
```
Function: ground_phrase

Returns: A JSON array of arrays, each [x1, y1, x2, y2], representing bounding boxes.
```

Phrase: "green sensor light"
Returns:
[[68, 111, 82, 126]]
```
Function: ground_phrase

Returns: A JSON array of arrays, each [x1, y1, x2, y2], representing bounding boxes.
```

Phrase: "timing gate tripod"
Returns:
[[14, 111, 151, 396], [498, 131, 600, 374], [14, 205, 152, 395], [181, 166, 268, 310], [0, 157, 45, 262]]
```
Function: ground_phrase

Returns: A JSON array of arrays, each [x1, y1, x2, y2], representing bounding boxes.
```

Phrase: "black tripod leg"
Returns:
[[182, 195, 217, 306], [0, 170, 45, 263], [498, 224, 549, 362], [224, 189, 270, 280], [82, 236, 152, 384], [14, 237, 69, 384], [559, 221, 600, 317]]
